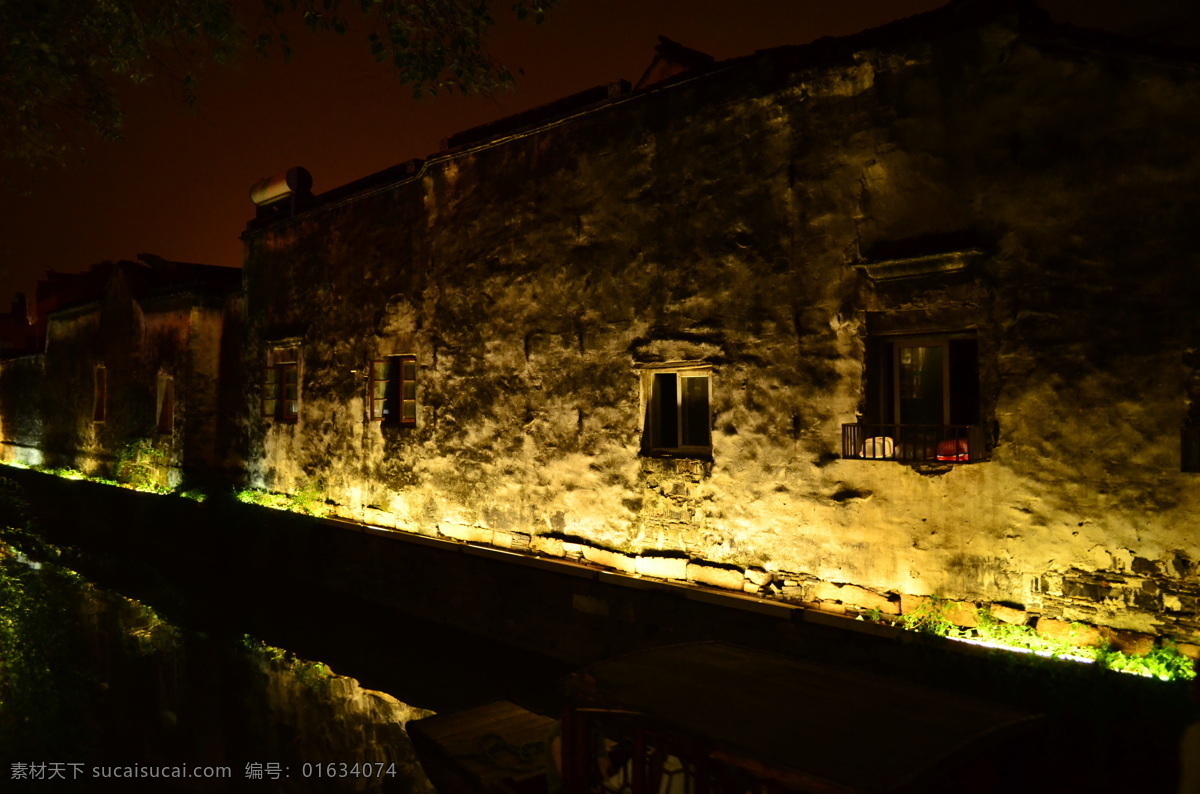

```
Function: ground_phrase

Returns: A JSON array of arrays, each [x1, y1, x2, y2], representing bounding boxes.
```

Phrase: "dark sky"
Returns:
[[0, 0, 1194, 313]]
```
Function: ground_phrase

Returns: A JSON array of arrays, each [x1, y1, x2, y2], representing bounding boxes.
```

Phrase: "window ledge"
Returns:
[[853, 249, 983, 283], [640, 449, 713, 462]]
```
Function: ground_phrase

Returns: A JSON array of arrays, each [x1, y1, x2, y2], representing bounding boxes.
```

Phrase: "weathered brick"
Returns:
[[635, 554, 688, 580], [686, 562, 744, 591], [1035, 617, 1103, 647], [581, 546, 637, 574]]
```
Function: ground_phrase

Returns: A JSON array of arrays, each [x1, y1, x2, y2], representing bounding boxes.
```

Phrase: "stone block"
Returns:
[[635, 554, 688, 580], [531, 535, 564, 557], [746, 567, 773, 587], [439, 523, 493, 545], [814, 601, 847, 615], [899, 595, 974, 625], [779, 584, 807, 601], [944, 601, 979, 628], [744, 582, 761, 594], [988, 604, 1028, 625], [1100, 628, 1155, 656], [582, 546, 637, 574], [561, 541, 586, 559], [686, 562, 745, 591], [1035, 617, 1103, 648], [1177, 643, 1200, 660], [900, 594, 930, 615], [813, 582, 898, 614], [1164, 594, 1184, 612]]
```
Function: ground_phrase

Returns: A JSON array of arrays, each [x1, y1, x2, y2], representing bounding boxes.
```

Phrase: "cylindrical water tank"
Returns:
[[250, 167, 313, 207]]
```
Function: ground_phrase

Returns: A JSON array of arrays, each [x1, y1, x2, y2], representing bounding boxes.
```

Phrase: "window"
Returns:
[[844, 334, 984, 462], [370, 355, 417, 427], [642, 366, 711, 456], [93, 365, 107, 423], [1184, 427, 1200, 473], [156, 374, 174, 435], [262, 346, 299, 422]]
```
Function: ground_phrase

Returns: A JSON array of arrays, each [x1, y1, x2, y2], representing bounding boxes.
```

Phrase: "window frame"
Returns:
[[156, 373, 174, 435], [846, 330, 984, 463], [93, 365, 107, 423], [892, 336, 952, 427], [867, 332, 980, 427], [640, 363, 712, 458], [370, 354, 418, 427], [261, 346, 300, 424]]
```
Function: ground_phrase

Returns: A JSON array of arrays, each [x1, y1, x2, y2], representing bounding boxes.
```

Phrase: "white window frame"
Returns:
[[639, 362, 712, 457]]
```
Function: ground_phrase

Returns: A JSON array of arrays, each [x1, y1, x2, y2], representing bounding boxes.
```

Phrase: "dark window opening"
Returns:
[[1184, 427, 1200, 473], [846, 335, 983, 462], [93, 365, 107, 423], [156, 375, 174, 435], [262, 347, 299, 423], [371, 355, 417, 427], [645, 369, 710, 455]]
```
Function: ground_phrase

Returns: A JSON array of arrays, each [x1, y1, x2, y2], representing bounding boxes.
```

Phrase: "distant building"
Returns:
[[0, 256, 241, 486], [0, 295, 34, 358]]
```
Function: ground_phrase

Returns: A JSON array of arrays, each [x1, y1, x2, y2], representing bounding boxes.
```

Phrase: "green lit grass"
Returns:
[[888, 599, 1195, 682]]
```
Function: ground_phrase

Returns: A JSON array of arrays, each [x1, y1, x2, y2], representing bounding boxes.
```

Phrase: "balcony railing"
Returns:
[[842, 423, 987, 463]]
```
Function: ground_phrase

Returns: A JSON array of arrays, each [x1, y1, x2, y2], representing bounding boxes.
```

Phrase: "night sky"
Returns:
[[0, 0, 1193, 313]]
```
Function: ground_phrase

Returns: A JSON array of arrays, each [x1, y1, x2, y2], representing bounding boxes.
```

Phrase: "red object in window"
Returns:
[[936, 438, 970, 461]]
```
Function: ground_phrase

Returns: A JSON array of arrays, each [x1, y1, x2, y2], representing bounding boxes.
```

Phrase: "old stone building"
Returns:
[[4, 0, 1200, 650], [0, 256, 241, 487], [237, 0, 1200, 644]]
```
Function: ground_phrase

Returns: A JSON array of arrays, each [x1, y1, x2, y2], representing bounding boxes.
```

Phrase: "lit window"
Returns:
[[156, 374, 174, 435], [370, 355, 417, 427], [93, 365, 107, 423], [262, 346, 299, 423], [844, 334, 983, 462], [643, 367, 711, 456]]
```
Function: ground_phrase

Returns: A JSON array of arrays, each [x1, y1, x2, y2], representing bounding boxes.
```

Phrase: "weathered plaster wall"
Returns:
[[242, 18, 1200, 640]]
